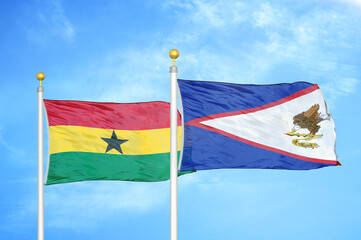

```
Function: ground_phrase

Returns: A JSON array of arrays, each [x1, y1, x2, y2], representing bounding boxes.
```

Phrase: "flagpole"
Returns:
[[37, 72, 45, 240], [169, 49, 179, 240]]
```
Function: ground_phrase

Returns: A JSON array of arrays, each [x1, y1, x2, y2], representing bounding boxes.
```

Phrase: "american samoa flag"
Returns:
[[178, 79, 340, 172]]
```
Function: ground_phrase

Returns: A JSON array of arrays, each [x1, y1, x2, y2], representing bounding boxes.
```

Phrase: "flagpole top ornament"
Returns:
[[36, 72, 45, 86], [169, 49, 179, 66]]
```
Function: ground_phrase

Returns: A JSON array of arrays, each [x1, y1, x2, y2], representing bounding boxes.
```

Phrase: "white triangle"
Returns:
[[200, 89, 337, 161]]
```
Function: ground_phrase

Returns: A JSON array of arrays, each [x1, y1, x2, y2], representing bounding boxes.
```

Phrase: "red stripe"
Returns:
[[44, 100, 181, 130], [186, 84, 319, 126], [189, 121, 339, 165], [186, 85, 339, 165]]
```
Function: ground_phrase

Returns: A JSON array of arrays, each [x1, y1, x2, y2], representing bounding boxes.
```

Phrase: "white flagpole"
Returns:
[[37, 72, 45, 240], [169, 49, 179, 240]]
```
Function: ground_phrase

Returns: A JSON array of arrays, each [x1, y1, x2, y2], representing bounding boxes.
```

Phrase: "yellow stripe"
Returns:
[[49, 125, 182, 155]]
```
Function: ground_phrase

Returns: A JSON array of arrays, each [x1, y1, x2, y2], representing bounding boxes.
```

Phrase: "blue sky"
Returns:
[[1, 0, 361, 239]]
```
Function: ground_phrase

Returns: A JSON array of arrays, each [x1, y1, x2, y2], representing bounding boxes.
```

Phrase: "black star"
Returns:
[[101, 130, 128, 154]]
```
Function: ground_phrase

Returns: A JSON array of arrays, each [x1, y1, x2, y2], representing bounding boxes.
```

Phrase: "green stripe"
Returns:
[[46, 152, 192, 185]]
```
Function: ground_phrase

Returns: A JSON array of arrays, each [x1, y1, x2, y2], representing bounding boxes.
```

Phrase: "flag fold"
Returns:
[[178, 79, 339, 172], [44, 100, 182, 185]]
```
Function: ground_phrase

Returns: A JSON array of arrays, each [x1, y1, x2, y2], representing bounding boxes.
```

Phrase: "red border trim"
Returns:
[[186, 84, 340, 166], [186, 84, 319, 126]]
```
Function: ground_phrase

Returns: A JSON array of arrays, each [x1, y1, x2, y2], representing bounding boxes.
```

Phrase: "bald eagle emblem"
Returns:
[[285, 104, 324, 149]]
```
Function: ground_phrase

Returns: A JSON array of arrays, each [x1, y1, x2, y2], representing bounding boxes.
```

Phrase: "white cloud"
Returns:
[[4, 179, 169, 231], [0, 126, 26, 161], [321, 77, 359, 107], [29, 0, 75, 43], [178, 170, 294, 223], [338, 78, 359, 93], [91, 48, 172, 103], [333, 0, 361, 7], [253, 2, 284, 28], [165, 0, 246, 28], [68, 0, 359, 106], [42, 181, 169, 229], [45, 45, 175, 103]]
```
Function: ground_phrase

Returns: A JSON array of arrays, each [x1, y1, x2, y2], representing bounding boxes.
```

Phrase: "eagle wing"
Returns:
[[293, 104, 323, 135]]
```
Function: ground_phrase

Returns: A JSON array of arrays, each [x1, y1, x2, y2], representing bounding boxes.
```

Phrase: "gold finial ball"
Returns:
[[36, 72, 45, 81], [169, 49, 179, 60]]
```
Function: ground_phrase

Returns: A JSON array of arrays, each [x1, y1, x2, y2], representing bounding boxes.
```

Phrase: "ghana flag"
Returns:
[[44, 99, 182, 185]]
